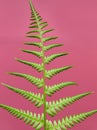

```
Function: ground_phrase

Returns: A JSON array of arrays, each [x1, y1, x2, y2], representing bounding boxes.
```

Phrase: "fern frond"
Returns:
[[0, 1, 96, 130], [44, 44, 63, 51], [46, 82, 77, 96], [45, 52, 68, 64], [16, 58, 43, 72], [0, 104, 44, 130], [1, 83, 43, 108], [24, 42, 42, 48], [45, 66, 72, 79], [47, 110, 97, 130], [8, 72, 43, 89], [46, 92, 93, 116], [22, 49, 42, 58]]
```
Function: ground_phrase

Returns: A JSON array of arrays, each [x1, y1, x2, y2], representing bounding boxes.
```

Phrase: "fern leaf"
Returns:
[[22, 49, 42, 58], [40, 23, 48, 29], [24, 42, 42, 48], [45, 66, 72, 79], [46, 82, 76, 96], [8, 72, 43, 89], [0, 104, 44, 130], [29, 25, 38, 28], [26, 30, 40, 34], [27, 35, 41, 39], [1, 83, 43, 108], [42, 29, 54, 35], [47, 110, 97, 130], [40, 21, 47, 25], [30, 21, 38, 25], [43, 36, 58, 42], [45, 52, 68, 64], [30, 17, 43, 22], [16, 58, 43, 72], [44, 44, 63, 51], [46, 92, 93, 116]]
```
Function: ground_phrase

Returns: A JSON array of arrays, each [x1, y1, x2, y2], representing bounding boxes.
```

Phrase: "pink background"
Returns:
[[0, 0, 97, 130]]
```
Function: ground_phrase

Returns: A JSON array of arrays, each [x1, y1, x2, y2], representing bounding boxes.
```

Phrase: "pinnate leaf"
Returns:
[[45, 52, 68, 64], [44, 43, 63, 51], [16, 58, 43, 72], [46, 92, 93, 116], [0, 104, 44, 130], [42, 29, 54, 35], [45, 66, 72, 79], [24, 42, 42, 48], [22, 49, 42, 58], [47, 110, 97, 130], [43, 36, 58, 42], [27, 35, 41, 39], [26, 30, 39, 34], [1, 83, 43, 108], [46, 82, 77, 96], [9, 72, 43, 89]]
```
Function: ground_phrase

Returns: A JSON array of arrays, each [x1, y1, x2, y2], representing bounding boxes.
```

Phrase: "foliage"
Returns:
[[0, 0, 97, 130]]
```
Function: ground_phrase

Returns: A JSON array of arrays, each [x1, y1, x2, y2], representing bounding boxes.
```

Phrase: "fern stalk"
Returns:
[[29, 1, 47, 129], [40, 18, 47, 130]]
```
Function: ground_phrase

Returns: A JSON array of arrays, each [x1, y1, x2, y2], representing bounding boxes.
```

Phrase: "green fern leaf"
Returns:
[[40, 21, 47, 25], [30, 17, 43, 22], [27, 35, 41, 39], [26, 30, 40, 34], [45, 66, 72, 79], [30, 17, 42, 21], [29, 21, 37, 25], [30, 19, 46, 25], [47, 110, 97, 130], [41, 29, 54, 35], [44, 44, 63, 51], [29, 25, 38, 28], [45, 52, 68, 64], [16, 58, 43, 72], [46, 82, 76, 96], [40, 23, 48, 29], [0, 104, 44, 130], [8, 72, 43, 88], [22, 49, 42, 58], [24, 42, 42, 48], [46, 92, 93, 116], [43, 36, 58, 42], [1, 83, 43, 108]]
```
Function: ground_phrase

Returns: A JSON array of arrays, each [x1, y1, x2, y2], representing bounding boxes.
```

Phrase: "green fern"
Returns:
[[0, 0, 97, 130]]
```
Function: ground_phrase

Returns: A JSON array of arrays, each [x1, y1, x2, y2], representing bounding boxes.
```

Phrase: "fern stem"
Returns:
[[41, 41, 47, 130], [39, 24, 47, 130], [39, 30, 47, 130], [39, 28, 47, 130], [29, 1, 47, 129]]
